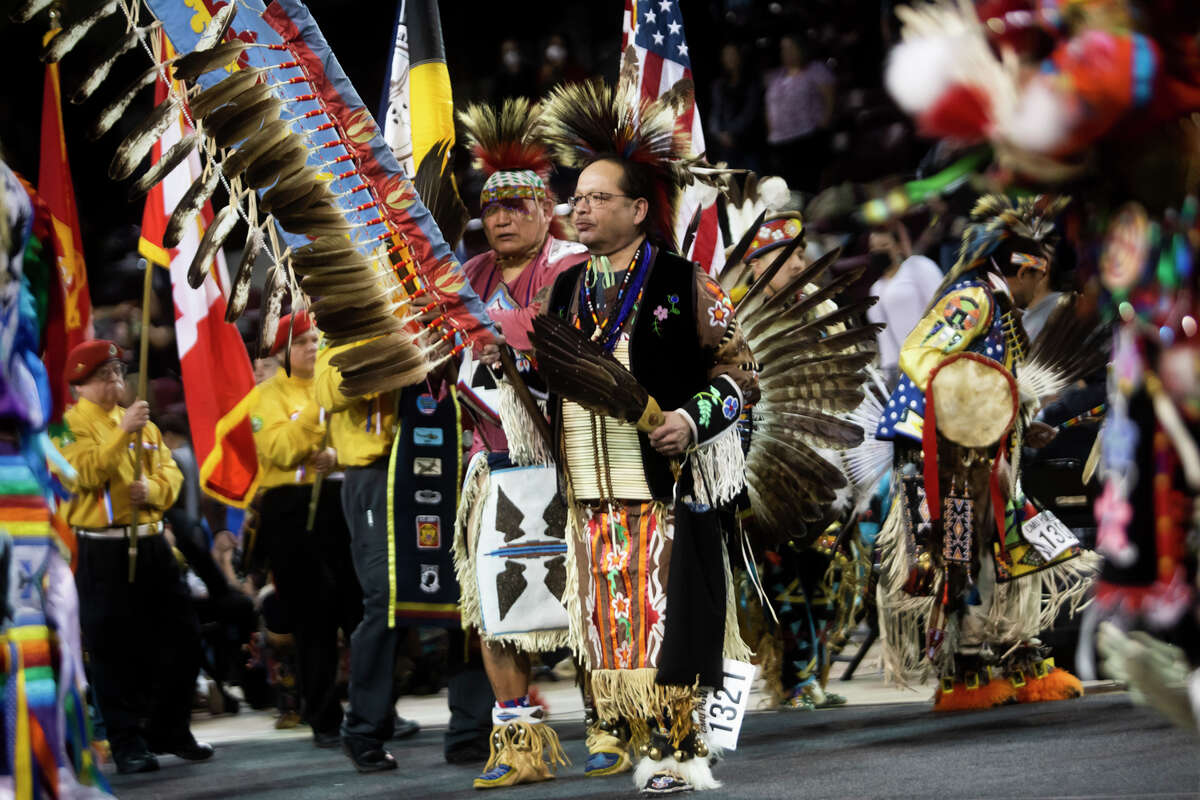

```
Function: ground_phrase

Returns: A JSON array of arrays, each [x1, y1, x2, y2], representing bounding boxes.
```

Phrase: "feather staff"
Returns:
[[41, 0, 117, 63], [528, 315, 664, 431], [72, 22, 160, 104], [187, 204, 239, 288], [109, 96, 183, 180], [127, 132, 197, 199]]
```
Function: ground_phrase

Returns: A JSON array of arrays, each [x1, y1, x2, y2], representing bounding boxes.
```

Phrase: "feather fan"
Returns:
[[412, 138, 469, 249]]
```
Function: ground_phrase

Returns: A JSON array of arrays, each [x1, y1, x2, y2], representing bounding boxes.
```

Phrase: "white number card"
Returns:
[[696, 659, 756, 750], [1022, 510, 1080, 562]]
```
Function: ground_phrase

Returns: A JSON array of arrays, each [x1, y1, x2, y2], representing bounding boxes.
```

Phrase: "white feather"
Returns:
[[885, 36, 959, 114], [633, 754, 721, 792], [1000, 78, 1074, 154]]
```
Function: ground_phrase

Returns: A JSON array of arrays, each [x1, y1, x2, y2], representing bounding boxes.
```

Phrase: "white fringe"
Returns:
[[688, 426, 746, 509], [839, 371, 893, 512], [497, 379, 554, 467], [722, 540, 754, 662], [633, 753, 721, 792], [453, 452, 490, 632], [1037, 549, 1101, 631]]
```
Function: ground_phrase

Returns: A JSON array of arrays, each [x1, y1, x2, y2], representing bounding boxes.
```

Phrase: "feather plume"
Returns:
[[72, 22, 159, 104], [742, 247, 842, 321], [1019, 291, 1110, 402], [528, 314, 651, 425], [265, 184, 330, 219], [243, 137, 306, 188], [258, 263, 285, 358], [291, 236, 361, 264], [225, 227, 262, 323], [41, 0, 118, 63], [219, 118, 294, 180], [11, 0, 54, 24], [260, 167, 326, 212], [172, 40, 249, 83], [90, 61, 164, 140], [195, 0, 237, 52], [127, 132, 197, 199], [412, 138, 468, 247], [732, 234, 804, 316], [198, 82, 274, 131], [210, 97, 283, 150], [109, 96, 183, 181], [187, 204, 238, 289], [163, 168, 221, 249], [188, 67, 264, 119], [458, 97, 553, 180]]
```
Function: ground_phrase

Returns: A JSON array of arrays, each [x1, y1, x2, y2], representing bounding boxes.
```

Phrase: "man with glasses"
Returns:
[[58, 339, 212, 774], [534, 80, 759, 794]]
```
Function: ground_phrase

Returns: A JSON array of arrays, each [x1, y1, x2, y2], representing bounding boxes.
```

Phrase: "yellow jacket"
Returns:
[[57, 397, 182, 528], [898, 285, 994, 391], [314, 342, 398, 467], [252, 367, 324, 488]]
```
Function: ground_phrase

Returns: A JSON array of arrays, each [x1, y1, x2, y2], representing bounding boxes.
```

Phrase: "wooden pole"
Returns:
[[497, 348, 553, 452], [305, 427, 330, 532], [130, 258, 153, 582]]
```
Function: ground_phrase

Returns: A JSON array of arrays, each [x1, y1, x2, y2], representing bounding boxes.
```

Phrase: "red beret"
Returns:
[[269, 310, 314, 356], [65, 339, 124, 384]]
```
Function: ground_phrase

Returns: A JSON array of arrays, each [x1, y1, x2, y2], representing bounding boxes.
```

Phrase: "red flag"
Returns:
[[621, 0, 725, 274], [39, 28, 94, 424], [140, 36, 259, 507]]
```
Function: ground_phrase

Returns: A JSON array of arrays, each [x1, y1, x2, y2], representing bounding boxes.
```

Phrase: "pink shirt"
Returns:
[[462, 235, 588, 454]]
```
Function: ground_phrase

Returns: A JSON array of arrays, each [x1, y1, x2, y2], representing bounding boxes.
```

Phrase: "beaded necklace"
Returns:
[[580, 241, 653, 353]]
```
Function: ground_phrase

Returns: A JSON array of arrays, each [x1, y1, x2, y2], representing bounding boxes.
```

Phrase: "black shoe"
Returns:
[[342, 737, 397, 773], [444, 736, 490, 765], [314, 729, 341, 749], [114, 750, 160, 775], [389, 716, 420, 741], [151, 738, 214, 762]]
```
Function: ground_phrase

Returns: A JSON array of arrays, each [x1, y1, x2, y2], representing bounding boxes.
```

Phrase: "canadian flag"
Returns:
[[139, 36, 259, 507]]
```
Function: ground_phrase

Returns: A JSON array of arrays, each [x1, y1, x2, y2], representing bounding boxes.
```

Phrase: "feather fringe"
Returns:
[[688, 426, 746, 509], [722, 541, 754, 662]]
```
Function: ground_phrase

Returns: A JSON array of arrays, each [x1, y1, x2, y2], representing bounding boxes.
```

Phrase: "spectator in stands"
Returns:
[[764, 34, 835, 194], [709, 42, 762, 172]]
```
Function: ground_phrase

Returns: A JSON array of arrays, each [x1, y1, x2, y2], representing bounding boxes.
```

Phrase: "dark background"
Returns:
[[0, 0, 895, 302]]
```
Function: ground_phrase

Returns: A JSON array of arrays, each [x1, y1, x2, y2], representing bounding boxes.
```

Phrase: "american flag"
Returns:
[[622, 0, 726, 275]]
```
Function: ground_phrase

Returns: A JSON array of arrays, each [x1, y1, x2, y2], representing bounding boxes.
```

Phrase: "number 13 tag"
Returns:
[[696, 658, 757, 750]]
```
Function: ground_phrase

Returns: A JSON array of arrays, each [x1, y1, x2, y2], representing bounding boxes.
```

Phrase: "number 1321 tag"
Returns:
[[696, 658, 757, 750]]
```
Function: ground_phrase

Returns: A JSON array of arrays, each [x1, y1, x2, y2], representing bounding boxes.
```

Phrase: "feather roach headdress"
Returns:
[[540, 78, 724, 251], [458, 97, 552, 189], [935, 193, 1070, 302]]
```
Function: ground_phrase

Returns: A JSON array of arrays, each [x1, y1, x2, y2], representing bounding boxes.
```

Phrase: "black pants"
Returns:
[[340, 460, 494, 750], [259, 481, 362, 736], [76, 532, 201, 756]]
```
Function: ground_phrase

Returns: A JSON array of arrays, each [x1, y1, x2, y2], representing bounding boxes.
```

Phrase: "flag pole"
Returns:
[[305, 426, 330, 532], [130, 257, 153, 582]]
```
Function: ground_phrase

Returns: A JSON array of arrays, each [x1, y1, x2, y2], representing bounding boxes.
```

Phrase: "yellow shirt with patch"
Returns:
[[252, 368, 323, 488], [898, 285, 993, 391], [313, 341, 398, 468], [57, 397, 182, 528]]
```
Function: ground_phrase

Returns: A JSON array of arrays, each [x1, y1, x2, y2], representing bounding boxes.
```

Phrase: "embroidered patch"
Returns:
[[416, 393, 438, 415], [419, 563, 440, 593], [415, 489, 443, 505], [693, 384, 722, 428], [650, 293, 680, 336], [251, 415, 263, 432], [942, 494, 973, 564], [57, 429, 75, 445], [413, 427, 444, 446], [721, 395, 740, 420], [413, 457, 442, 476], [416, 515, 441, 549], [708, 302, 730, 327]]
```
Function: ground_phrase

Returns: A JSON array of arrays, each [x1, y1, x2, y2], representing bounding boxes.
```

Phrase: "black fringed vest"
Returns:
[[547, 247, 707, 500]]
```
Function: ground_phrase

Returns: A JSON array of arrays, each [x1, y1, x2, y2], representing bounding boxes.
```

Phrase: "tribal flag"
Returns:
[[621, 0, 725, 275], [381, 0, 455, 177], [139, 35, 260, 507], [38, 27, 94, 425]]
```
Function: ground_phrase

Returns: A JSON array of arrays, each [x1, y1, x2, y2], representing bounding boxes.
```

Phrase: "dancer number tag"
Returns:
[[1022, 511, 1080, 561], [696, 659, 756, 750]]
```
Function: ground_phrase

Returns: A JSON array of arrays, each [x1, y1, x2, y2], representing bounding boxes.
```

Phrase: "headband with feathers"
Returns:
[[540, 79, 724, 251], [932, 193, 1070, 304]]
